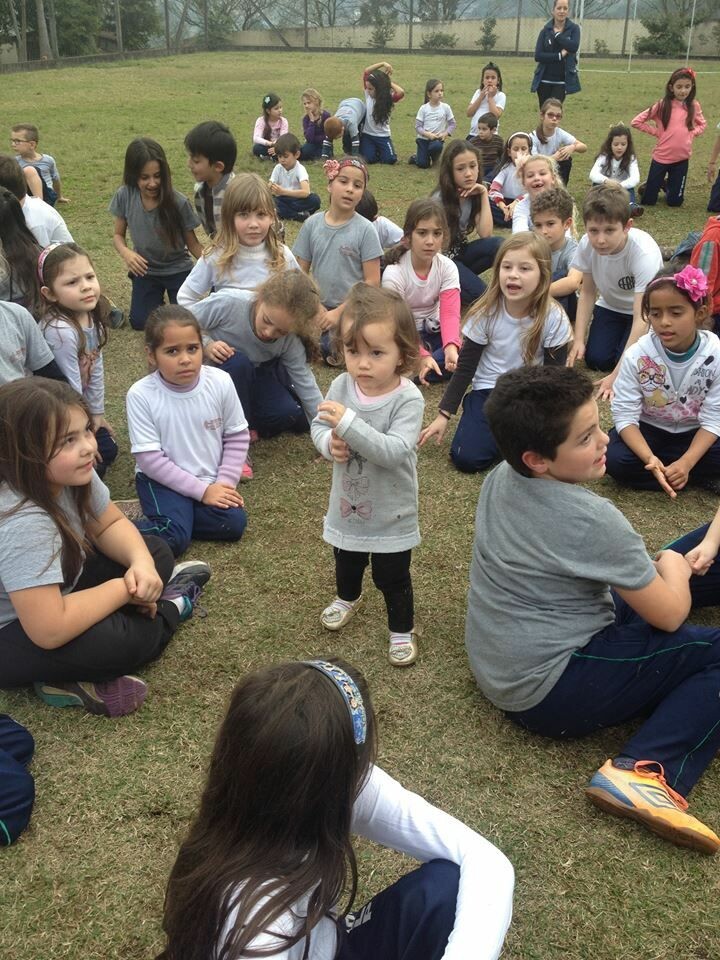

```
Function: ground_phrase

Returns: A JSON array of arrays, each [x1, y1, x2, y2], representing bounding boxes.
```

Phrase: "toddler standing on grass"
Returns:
[[312, 285, 424, 668]]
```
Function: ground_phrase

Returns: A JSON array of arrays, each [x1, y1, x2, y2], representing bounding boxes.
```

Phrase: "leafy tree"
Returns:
[[634, 14, 687, 55], [55, 0, 101, 55], [475, 15, 497, 52], [102, 0, 160, 49]]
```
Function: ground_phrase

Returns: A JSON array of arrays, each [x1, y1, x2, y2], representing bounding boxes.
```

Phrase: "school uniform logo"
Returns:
[[203, 417, 223, 431], [618, 275, 635, 291]]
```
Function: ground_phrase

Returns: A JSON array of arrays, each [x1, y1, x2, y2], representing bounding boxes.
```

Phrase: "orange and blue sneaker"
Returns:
[[585, 759, 720, 855]]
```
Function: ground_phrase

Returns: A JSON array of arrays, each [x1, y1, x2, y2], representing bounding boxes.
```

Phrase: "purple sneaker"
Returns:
[[162, 560, 211, 622], [34, 676, 148, 717]]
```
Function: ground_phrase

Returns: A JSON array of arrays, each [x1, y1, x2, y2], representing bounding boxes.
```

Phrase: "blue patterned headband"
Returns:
[[303, 660, 367, 745]]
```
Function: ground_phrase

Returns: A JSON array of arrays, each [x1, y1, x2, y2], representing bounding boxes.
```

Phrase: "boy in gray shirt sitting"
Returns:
[[466, 364, 720, 854]]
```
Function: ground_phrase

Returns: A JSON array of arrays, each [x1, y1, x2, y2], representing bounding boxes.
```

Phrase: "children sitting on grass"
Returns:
[[606, 265, 720, 496], [466, 363, 720, 854], [268, 134, 321, 222]]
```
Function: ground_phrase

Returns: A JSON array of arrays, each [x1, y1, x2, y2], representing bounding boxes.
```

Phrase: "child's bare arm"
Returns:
[[550, 267, 582, 298], [614, 551, 691, 632], [53, 175, 69, 203], [185, 229, 203, 260], [112, 216, 148, 276], [566, 273, 595, 365]]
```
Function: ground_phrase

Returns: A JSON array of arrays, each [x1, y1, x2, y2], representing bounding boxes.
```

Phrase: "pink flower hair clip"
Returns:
[[675, 265, 708, 303], [323, 159, 340, 181], [322, 157, 369, 185]]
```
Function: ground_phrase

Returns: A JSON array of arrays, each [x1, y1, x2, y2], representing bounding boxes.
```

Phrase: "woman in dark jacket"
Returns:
[[530, 0, 581, 107]]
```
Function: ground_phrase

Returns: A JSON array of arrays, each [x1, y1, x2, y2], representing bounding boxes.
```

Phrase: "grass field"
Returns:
[[2, 50, 720, 960]]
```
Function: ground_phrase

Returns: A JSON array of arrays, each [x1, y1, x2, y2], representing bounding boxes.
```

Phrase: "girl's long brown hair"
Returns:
[[159, 659, 377, 960], [383, 198, 449, 266], [435, 139, 483, 249], [211, 174, 284, 277], [39, 242, 109, 353], [467, 231, 562, 365], [122, 138, 185, 249], [648, 67, 697, 131], [0, 379, 95, 585]]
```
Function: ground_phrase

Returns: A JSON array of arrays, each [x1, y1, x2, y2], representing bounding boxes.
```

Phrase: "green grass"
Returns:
[[1, 51, 720, 960]]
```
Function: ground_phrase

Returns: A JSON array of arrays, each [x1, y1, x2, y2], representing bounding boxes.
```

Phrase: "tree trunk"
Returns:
[[33, 0, 53, 58]]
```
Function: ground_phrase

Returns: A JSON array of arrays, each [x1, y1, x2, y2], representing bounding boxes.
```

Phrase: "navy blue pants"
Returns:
[[300, 142, 324, 161], [490, 198, 513, 228], [708, 171, 720, 213], [537, 83, 566, 108], [0, 716, 34, 846], [218, 353, 308, 437], [643, 158, 688, 207], [453, 237, 503, 305], [252, 144, 274, 158], [507, 524, 720, 797], [0, 536, 177, 687], [94, 426, 118, 480], [585, 304, 632, 371], [606, 423, 720, 490], [339, 860, 459, 960], [135, 472, 247, 558], [274, 192, 321, 221], [129, 269, 191, 331], [359, 133, 397, 165], [419, 331, 451, 383], [415, 138, 443, 169], [450, 389, 498, 474]]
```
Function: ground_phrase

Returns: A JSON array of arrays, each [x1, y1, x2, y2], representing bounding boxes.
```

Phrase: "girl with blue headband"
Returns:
[[159, 658, 514, 960]]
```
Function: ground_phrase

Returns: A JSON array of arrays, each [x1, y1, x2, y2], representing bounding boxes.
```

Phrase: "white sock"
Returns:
[[390, 631, 413, 646], [169, 597, 187, 615]]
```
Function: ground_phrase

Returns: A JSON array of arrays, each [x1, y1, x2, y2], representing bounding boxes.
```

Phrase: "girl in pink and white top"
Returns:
[[383, 199, 461, 384], [252, 93, 289, 160], [631, 67, 706, 208]]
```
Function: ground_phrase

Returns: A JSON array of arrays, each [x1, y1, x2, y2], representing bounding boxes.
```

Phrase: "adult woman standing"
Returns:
[[530, 0, 581, 108]]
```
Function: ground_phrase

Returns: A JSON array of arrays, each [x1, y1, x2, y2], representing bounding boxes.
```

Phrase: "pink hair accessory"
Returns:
[[323, 157, 368, 185], [674, 264, 708, 302], [37, 242, 62, 285]]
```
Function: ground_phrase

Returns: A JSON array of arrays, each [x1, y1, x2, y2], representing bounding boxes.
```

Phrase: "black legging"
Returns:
[[0, 536, 179, 687], [334, 547, 413, 633]]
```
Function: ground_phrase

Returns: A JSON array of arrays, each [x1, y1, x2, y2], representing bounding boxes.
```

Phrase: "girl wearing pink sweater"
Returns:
[[632, 66, 706, 208]]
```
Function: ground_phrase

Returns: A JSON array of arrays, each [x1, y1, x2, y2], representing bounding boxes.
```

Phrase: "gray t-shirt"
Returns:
[[190, 288, 323, 424], [465, 461, 656, 712], [0, 471, 110, 629], [109, 185, 200, 276], [0, 300, 54, 383], [551, 236, 578, 278], [311, 373, 424, 553], [292, 213, 382, 308]]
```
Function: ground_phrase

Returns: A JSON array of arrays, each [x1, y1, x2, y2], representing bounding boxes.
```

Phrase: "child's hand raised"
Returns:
[[644, 455, 676, 499], [318, 400, 346, 428]]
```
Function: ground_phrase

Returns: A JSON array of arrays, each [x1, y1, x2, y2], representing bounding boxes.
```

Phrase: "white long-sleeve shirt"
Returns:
[[588, 154, 640, 191], [218, 764, 514, 960], [177, 243, 298, 306]]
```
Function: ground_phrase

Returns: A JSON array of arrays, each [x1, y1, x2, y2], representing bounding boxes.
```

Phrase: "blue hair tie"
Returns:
[[303, 660, 367, 745]]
